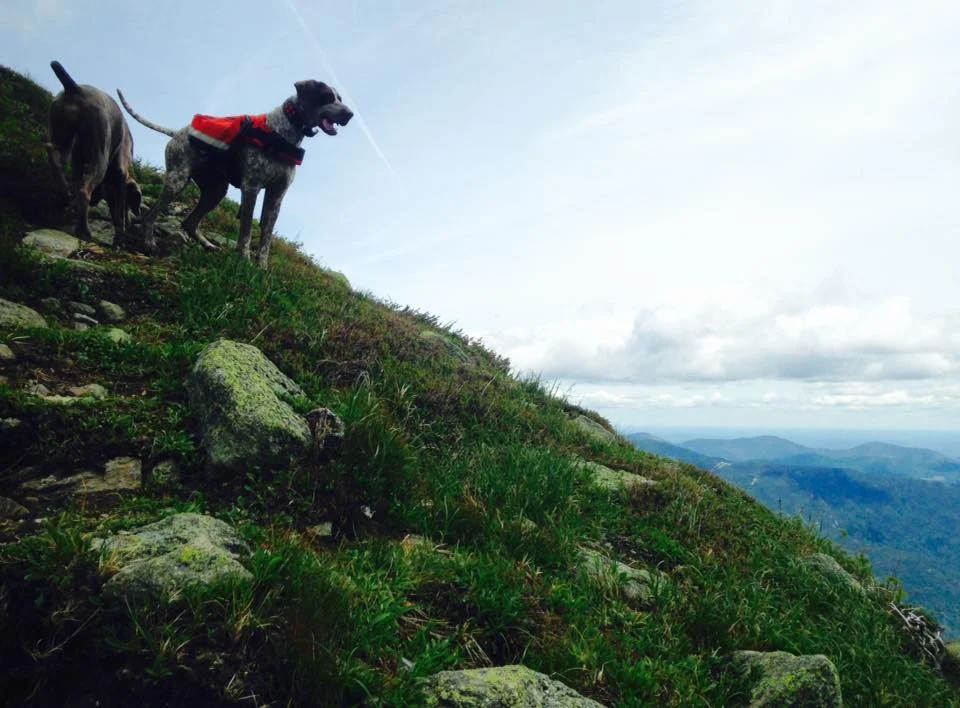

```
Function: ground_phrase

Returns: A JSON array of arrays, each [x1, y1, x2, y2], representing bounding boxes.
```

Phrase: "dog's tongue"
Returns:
[[322, 118, 336, 134]]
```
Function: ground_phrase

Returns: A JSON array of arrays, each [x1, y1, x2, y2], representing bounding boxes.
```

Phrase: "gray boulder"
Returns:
[[423, 665, 603, 707], [803, 553, 865, 595], [0, 298, 47, 329], [187, 339, 310, 473], [732, 650, 842, 707], [93, 512, 252, 601], [22, 229, 80, 259], [68, 301, 97, 316]]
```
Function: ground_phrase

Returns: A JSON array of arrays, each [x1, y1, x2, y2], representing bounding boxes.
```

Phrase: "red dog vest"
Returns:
[[188, 114, 305, 165]]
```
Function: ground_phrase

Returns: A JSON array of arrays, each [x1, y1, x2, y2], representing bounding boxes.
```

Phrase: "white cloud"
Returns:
[[479, 289, 960, 386]]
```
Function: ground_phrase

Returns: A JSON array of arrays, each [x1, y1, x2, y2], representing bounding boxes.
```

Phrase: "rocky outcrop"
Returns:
[[423, 665, 603, 707], [187, 339, 311, 474], [803, 553, 865, 595], [93, 513, 252, 601], [732, 650, 842, 707], [0, 298, 47, 329]]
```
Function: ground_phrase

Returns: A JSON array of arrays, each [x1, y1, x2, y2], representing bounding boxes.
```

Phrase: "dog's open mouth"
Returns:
[[320, 118, 339, 136]]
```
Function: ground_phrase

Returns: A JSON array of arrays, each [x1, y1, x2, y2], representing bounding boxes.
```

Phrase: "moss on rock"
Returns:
[[423, 665, 604, 707]]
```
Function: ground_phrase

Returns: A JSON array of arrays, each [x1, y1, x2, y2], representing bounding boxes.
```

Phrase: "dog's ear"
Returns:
[[126, 180, 142, 218]]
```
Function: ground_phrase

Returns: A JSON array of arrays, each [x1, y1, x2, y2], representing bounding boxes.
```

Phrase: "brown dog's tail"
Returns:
[[116, 89, 177, 137], [50, 60, 79, 94]]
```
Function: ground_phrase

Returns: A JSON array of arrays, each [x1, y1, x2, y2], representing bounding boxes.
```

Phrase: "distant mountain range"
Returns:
[[674, 434, 960, 482], [626, 432, 960, 636]]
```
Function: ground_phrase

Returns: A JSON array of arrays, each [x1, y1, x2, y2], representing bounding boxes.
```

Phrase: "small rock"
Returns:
[[423, 665, 603, 707], [0, 496, 29, 518], [578, 547, 661, 602], [569, 414, 618, 444], [22, 229, 80, 259], [103, 328, 132, 345], [98, 300, 126, 322], [305, 407, 345, 456], [19, 457, 141, 497], [575, 457, 657, 492], [0, 343, 14, 361], [73, 312, 99, 327], [74, 322, 91, 332], [0, 298, 47, 329], [803, 553, 865, 595], [69, 383, 108, 400], [23, 381, 51, 397], [39, 394, 81, 406], [731, 650, 842, 708], [148, 459, 181, 490], [39, 297, 62, 313], [92, 513, 253, 602], [68, 301, 97, 317], [306, 522, 334, 539]]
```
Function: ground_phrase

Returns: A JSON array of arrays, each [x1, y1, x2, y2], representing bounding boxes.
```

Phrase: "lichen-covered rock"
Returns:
[[803, 553, 865, 595], [578, 547, 661, 602], [22, 229, 80, 259], [732, 650, 842, 707], [0, 343, 15, 361], [575, 458, 656, 492], [187, 339, 310, 473], [93, 513, 252, 601], [423, 665, 603, 707], [569, 414, 617, 444], [0, 298, 47, 329], [98, 300, 126, 322]]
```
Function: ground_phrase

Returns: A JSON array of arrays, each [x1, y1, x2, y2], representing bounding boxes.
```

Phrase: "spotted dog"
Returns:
[[116, 81, 352, 266]]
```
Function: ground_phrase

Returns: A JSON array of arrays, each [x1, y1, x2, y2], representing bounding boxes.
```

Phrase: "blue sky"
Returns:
[[5, 0, 960, 432]]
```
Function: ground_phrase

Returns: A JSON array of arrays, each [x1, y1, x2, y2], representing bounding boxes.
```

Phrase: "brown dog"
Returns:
[[46, 61, 141, 244]]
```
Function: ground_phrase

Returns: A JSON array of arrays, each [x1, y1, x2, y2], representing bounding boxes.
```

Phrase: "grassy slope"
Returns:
[[0, 65, 956, 707]]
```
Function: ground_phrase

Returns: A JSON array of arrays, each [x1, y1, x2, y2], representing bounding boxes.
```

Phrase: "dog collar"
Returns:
[[283, 99, 316, 137]]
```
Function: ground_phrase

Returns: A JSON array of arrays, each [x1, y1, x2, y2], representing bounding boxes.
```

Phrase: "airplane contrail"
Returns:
[[284, 0, 399, 181]]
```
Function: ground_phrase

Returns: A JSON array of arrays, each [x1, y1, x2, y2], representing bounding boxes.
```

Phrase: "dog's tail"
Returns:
[[50, 61, 79, 94], [116, 89, 177, 137]]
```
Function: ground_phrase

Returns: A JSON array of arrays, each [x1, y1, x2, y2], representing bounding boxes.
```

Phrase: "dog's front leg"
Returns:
[[236, 188, 259, 260]]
